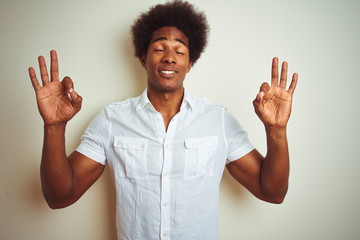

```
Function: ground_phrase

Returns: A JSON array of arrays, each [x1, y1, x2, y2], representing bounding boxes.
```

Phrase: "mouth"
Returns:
[[158, 68, 178, 78], [160, 70, 176, 74]]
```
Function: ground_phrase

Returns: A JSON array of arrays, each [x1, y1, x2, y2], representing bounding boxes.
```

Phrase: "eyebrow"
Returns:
[[152, 37, 188, 47]]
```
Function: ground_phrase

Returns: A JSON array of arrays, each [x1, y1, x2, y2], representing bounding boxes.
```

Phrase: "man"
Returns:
[[28, 1, 298, 239]]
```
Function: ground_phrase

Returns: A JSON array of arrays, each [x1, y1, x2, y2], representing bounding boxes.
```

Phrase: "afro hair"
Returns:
[[131, 0, 209, 65]]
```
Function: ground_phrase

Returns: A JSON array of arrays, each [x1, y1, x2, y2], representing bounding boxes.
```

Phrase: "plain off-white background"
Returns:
[[1, 0, 359, 239]]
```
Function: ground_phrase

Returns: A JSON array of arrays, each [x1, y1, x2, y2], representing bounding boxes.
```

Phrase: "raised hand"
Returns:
[[29, 50, 82, 126], [253, 57, 298, 129]]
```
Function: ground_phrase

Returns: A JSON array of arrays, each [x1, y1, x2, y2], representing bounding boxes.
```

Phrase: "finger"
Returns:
[[279, 61, 288, 89], [28, 67, 41, 91], [38, 55, 50, 85], [253, 92, 264, 115], [260, 82, 270, 94], [256, 91, 265, 102], [288, 73, 298, 94], [61, 76, 74, 94], [50, 50, 59, 82], [271, 57, 279, 86], [70, 90, 82, 113]]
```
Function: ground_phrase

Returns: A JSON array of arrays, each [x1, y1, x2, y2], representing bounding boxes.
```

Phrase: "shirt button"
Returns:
[[163, 233, 168, 237]]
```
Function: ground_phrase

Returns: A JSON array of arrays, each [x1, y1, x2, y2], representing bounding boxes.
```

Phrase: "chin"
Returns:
[[151, 81, 183, 93], [158, 86, 182, 93]]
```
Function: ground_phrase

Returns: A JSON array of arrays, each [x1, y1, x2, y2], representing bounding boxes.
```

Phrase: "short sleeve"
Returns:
[[76, 108, 110, 165], [223, 109, 254, 164]]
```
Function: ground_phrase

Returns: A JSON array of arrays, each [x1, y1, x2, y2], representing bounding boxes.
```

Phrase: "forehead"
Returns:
[[150, 26, 189, 47]]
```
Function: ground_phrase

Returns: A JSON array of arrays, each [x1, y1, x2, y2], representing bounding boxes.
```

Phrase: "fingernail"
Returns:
[[69, 88, 73, 93]]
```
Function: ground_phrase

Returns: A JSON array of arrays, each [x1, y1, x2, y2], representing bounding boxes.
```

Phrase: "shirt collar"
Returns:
[[182, 88, 194, 111], [135, 89, 151, 112], [135, 88, 194, 112]]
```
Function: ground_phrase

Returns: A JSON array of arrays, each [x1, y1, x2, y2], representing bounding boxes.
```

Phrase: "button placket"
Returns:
[[160, 115, 178, 240], [161, 143, 171, 239]]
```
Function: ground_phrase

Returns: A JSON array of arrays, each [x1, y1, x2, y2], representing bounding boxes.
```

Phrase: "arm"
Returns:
[[227, 57, 298, 204], [29, 50, 105, 209]]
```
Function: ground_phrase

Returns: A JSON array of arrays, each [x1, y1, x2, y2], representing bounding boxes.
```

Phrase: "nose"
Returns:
[[162, 50, 176, 64]]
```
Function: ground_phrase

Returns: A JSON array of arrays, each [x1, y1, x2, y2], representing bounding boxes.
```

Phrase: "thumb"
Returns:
[[61, 76, 82, 112], [253, 91, 265, 115], [69, 90, 82, 112], [253, 91, 264, 105]]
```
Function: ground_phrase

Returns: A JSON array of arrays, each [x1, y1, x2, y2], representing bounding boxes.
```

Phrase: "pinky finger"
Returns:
[[28, 67, 41, 91], [288, 73, 298, 94]]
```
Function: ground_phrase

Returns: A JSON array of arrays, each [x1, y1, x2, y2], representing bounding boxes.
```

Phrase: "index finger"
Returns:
[[50, 50, 59, 82], [288, 73, 298, 94], [271, 57, 279, 87], [28, 67, 41, 91], [38, 55, 50, 85], [279, 61, 288, 89]]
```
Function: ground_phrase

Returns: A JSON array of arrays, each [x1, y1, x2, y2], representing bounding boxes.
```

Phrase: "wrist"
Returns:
[[265, 125, 287, 139], [44, 123, 67, 131]]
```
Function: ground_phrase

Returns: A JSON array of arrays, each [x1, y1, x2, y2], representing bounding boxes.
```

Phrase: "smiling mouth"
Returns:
[[158, 69, 178, 78], [160, 70, 176, 74]]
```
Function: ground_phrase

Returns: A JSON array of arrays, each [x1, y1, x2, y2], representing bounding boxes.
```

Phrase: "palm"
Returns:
[[29, 50, 82, 126], [36, 82, 78, 125], [256, 87, 293, 127], [253, 58, 298, 128]]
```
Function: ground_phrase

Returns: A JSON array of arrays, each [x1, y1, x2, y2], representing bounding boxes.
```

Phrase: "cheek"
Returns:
[[144, 58, 155, 73]]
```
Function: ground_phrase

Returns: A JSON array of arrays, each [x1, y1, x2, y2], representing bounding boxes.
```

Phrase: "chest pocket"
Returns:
[[113, 136, 148, 180], [183, 136, 218, 180]]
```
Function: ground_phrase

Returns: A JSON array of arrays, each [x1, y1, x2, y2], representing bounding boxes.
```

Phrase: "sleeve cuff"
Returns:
[[76, 145, 107, 165], [226, 143, 255, 164]]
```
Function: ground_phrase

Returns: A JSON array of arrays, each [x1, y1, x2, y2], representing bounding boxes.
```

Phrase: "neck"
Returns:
[[147, 86, 184, 131]]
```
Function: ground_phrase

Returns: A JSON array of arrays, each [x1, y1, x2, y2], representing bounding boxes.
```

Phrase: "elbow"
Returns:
[[45, 196, 67, 209], [41, 184, 76, 209], [269, 194, 286, 204], [48, 203, 61, 210], [261, 184, 288, 204], [43, 191, 75, 209], [46, 198, 74, 209], [261, 192, 286, 204], [47, 200, 65, 209]]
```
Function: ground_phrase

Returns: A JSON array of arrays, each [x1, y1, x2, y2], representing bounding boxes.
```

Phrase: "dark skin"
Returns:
[[228, 58, 298, 203], [140, 27, 192, 130], [29, 51, 104, 208], [29, 27, 297, 208]]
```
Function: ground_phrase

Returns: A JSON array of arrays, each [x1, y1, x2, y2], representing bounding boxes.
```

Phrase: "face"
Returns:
[[141, 26, 193, 94]]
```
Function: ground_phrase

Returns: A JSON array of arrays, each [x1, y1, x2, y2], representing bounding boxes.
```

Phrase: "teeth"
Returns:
[[161, 70, 175, 74]]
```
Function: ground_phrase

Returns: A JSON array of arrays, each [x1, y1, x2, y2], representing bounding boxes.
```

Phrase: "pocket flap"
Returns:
[[114, 136, 146, 150], [185, 136, 218, 149]]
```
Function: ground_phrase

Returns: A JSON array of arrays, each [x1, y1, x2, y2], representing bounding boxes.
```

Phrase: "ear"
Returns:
[[140, 55, 146, 68], [186, 61, 193, 73]]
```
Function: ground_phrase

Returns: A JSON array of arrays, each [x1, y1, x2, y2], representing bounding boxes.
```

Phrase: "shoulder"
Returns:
[[202, 97, 225, 108], [88, 95, 141, 124], [190, 94, 226, 111], [106, 96, 136, 109], [104, 95, 141, 112]]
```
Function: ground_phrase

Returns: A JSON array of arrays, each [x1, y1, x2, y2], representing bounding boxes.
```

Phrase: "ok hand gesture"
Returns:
[[253, 57, 298, 129], [29, 50, 82, 126]]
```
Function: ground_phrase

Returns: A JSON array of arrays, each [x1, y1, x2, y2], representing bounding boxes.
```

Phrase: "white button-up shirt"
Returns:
[[77, 89, 254, 240]]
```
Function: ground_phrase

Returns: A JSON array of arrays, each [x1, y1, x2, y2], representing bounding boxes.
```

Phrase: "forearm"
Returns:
[[41, 124, 74, 207], [260, 126, 289, 200]]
